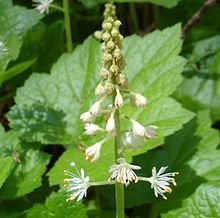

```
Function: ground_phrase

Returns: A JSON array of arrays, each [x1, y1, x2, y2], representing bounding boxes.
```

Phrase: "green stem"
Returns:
[[63, 0, 73, 53], [129, 3, 140, 33], [50, 4, 64, 13], [113, 95, 125, 218]]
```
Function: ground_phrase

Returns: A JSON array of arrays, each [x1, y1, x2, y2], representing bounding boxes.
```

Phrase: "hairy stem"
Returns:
[[63, 0, 73, 52], [113, 88, 125, 218]]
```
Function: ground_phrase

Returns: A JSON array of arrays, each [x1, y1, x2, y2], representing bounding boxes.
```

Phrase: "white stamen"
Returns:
[[32, 0, 53, 14]]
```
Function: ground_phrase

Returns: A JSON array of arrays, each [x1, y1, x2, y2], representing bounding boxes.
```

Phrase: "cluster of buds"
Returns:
[[65, 2, 178, 203]]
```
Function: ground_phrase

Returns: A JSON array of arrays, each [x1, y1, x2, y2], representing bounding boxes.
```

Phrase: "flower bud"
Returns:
[[145, 126, 158, 139], [131, 119, 146, 137], [90, 100, 102, 116], [106, 113, 115, 133], [111, 28, 119, 37], [100, 68, 110, 79], [94, 31, 103, 40], [84, 123, 101, 135], [113, 48, 122, 60], [110, 64, 119, 75], [102, 32, 111, 41], [95, 82, 106, 97], [107, 40, 115, 50], [105, 82, 114, 94], [116, 74, 128, 89], [80, 111, 92, 123], [115, 88, 123, 109], [102, 22, 112, 31], [114, 20, 122, 28], [103, 53, 112, 62], [130, 93, 148, 107]]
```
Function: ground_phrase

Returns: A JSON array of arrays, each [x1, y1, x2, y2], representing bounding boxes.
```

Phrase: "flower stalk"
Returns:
[[63, 0, 73, 52]]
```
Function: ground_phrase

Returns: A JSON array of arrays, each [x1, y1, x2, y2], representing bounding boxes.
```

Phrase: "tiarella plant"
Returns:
[[64, 3, 178, 217]]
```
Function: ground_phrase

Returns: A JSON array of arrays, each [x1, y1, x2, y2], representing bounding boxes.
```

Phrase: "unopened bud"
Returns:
[[107, 41, 115, 50], [116, 74, 128, 89], [102, 22, 112, 31], [113, 48, 122, 60], [94, 31, 103, 40], [110, 64, 119, 75], [103, 53, 112, 62], [130, 93, 148, 107], [114, 20, 122, 28], [115, 87, 123, 109], [95, 83, 106, 97], [105, 82, 114, 94], [100, 68, 110, 79], [111, 29, 119, 37], [102, 32, 111, 41], [106, 113, 115, 133]]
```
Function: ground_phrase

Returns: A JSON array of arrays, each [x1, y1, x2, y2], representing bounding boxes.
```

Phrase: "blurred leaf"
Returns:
[[0, 0, 41, 74], [162, 182, 220, 218], [0, 157, 13, 188], [80, 0, 178, 8], [26, 191, 87, 218], [174, 35, 220, 122], [0, 149, 50, 200]]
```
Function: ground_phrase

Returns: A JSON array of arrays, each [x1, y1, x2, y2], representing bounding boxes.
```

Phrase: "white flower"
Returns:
[[106, 113, 115, 133], [148, 166, 178, 200], [89, 100, 102, 116], [32, 0, 53, 14], [145, 125, 158, 139], [114, 87, 123, 109], [130, 93, 148, 107], [131, 119, 146, 137], [0, 41, 8, 56], [85, 140, 103, 162], [108, 158, 141, 186], [80, 111, 92, 123], [84, 123, 101, 135], [64, 168, 90, 202]]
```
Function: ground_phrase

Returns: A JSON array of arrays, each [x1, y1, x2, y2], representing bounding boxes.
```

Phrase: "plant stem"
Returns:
[[50, 4, 64, 13], [63, 0, 73, 53], [129, 3, 140, 33], [113, 93, 125, 218]]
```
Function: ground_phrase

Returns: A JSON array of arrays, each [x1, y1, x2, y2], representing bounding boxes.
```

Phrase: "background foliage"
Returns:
[[0, 0, 220, 217]]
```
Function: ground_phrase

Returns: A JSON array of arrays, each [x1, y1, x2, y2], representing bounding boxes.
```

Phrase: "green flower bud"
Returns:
[[107, 41, 115, 50], [113, 48, 122, 60], [102, 32, 111, 41]]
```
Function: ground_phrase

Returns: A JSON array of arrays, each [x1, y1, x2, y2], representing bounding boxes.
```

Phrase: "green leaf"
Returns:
[[0, 149, 50, 200], [174, 35, 220, 122], [80, 0, 178, 8], [0, 59, 36, 84], [0, 157, 13, 188], [26, 191, 87, 218], [0, 0, 41, 74], [162, 182, 220, 218]]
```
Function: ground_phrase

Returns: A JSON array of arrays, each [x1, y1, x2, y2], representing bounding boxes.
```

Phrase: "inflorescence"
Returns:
[[64, 2, 178, 202]]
